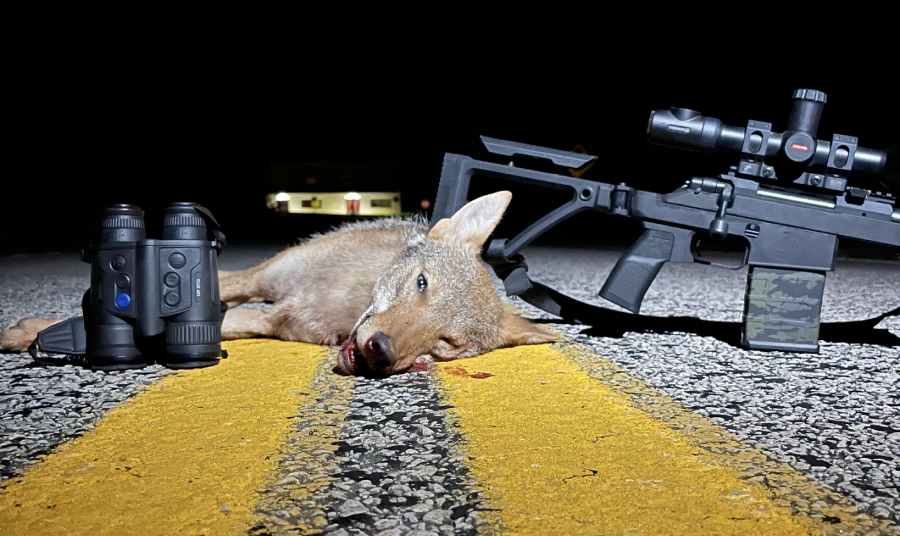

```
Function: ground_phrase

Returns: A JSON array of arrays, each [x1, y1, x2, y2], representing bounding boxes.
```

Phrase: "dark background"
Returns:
[[3, 32, 898, 255]]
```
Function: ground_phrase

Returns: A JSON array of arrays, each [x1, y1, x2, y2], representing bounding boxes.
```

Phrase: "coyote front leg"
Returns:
[[221, 309, 278, 339], [219, 267, 274, 308]]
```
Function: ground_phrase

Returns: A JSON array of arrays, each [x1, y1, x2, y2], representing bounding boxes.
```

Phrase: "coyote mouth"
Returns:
[[338, 338, 362, 375]]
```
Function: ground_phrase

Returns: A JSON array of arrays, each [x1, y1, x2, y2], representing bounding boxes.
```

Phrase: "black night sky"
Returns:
[[3, 30, 898, 254]]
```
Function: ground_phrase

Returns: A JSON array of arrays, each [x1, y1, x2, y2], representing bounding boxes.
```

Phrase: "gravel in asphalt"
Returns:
[[312, 371, 490, 536]]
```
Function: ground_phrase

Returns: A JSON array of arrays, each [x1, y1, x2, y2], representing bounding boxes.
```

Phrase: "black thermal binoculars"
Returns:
[[29, 202, 228, 370]]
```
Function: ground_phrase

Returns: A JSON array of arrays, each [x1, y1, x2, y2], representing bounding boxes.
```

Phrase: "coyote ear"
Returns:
[[428, 191, 512, 252], [499, 313, 560, 347]]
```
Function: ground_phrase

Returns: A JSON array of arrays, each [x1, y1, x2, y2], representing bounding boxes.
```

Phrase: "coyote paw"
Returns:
[[0, 318, 62, 352]]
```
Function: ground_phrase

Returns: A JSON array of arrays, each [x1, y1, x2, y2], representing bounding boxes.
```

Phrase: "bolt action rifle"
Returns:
[[430, 89, 900, 353]]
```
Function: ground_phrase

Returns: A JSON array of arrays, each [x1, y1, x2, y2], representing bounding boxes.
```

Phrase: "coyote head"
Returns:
[[336, 191, 558, 376]]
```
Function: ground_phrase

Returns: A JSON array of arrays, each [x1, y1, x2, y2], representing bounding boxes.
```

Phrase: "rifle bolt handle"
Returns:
[[710, 218, 729, 240]]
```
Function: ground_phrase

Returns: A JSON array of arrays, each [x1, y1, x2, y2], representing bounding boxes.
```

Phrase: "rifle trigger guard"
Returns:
[[706, 247, 750, 270]]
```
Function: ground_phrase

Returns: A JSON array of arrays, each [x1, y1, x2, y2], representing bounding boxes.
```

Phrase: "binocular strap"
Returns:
[[28, 317, 88, 362]]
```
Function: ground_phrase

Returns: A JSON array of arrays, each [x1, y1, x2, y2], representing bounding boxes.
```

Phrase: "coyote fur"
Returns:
[[1, 192, 558, 375]]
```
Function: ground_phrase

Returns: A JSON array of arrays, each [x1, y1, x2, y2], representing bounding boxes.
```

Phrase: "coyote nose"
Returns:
[[364, 332, 396, 371]]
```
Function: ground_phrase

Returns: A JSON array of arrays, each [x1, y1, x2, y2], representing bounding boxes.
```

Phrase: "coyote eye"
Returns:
[[417, 273, 427, 292]]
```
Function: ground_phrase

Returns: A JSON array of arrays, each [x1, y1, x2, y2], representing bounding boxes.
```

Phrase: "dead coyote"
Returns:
[[2, 192, 558, 375]]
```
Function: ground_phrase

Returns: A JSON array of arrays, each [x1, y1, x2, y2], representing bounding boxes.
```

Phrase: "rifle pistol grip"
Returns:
[[599, 229, 674, 313]]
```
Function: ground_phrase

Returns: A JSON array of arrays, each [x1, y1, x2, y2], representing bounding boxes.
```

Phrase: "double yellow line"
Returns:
[[0, 339, 892, 534]]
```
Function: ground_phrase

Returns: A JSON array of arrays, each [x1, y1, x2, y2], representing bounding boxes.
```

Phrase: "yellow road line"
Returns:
[[556, 342, 890, 535], [434, 344, 885, 535], [0, 340, 338, 536], [250, 356, 355, 534]]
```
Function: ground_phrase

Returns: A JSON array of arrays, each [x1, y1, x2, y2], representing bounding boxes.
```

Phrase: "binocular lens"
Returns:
[[164, 322, 223, 368]]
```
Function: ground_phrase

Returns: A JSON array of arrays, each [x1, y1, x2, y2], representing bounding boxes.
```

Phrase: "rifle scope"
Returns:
[[646, 89, 888, 177]]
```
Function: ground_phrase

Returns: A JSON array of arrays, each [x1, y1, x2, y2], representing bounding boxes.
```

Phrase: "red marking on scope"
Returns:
[[791, 143, 809, 152]]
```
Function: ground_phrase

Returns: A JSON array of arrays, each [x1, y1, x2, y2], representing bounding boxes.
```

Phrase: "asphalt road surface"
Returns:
[[0, 244, 898, 535], [517, 248, 900, 525]]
